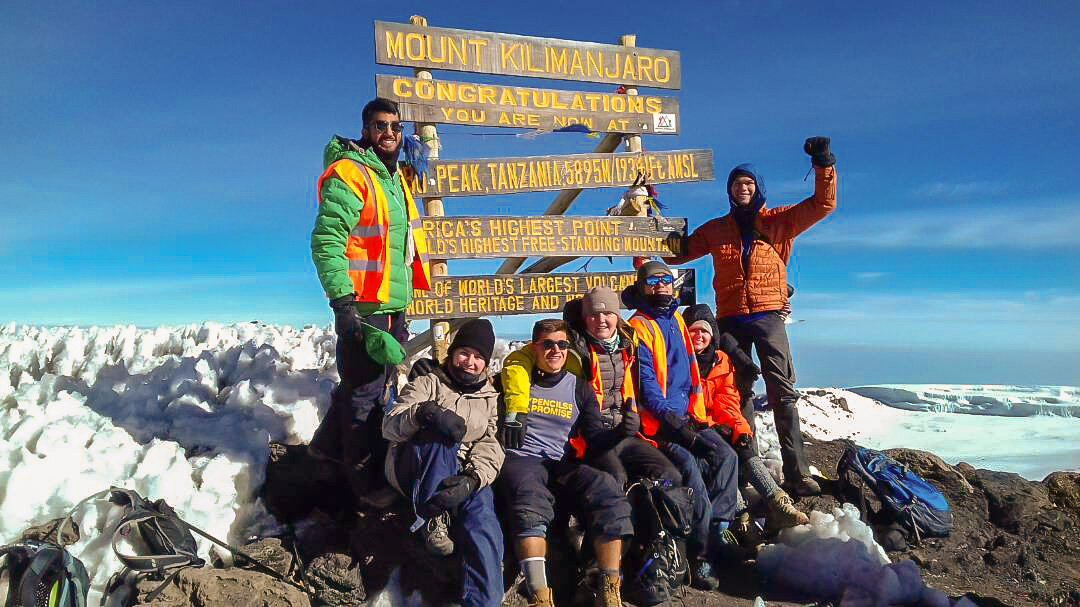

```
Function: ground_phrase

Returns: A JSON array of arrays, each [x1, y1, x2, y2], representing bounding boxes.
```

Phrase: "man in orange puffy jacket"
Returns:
[[666, 137, 837, 496], [682, 303, 808, 538]]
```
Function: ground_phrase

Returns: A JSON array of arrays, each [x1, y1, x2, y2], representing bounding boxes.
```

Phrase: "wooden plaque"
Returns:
[[422, 216, 687, 259], [407, 270, 696, 320], [413, 149, 713, 197], [377, 75, 679, 134], [375, 21, 681, 89]]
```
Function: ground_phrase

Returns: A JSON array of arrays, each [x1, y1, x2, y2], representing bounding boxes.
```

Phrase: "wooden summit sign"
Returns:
[[414, 149, 713, 197], [422, 216, 686, 258], [375, 21, 681, 90], [377, 75, 679, 134], [407, 270, 696, 320]]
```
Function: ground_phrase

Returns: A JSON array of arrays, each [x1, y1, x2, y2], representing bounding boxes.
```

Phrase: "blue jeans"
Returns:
[[662, 428, 739, 555], [395, 441, 504, 607]]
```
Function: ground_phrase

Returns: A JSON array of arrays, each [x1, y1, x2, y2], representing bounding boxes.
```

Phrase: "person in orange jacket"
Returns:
[[665, 137, 838, 496], [682, 304, 808, 539]]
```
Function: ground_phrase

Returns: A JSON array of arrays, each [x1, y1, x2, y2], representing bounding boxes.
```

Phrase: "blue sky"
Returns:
[[2, 1, 1078, 385]]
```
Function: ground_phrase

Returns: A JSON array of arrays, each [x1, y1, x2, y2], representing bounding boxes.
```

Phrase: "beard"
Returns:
[[360, 137, 401, 172], [646, 293, 676, 310]]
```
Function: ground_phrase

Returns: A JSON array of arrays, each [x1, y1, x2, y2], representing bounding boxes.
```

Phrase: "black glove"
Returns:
[[619, 400, 641, 438], [498, 415, 527, 450], [661, 411, 697, 448], [804, 136, 835, 168], [734, 433, 753, 450], [420, 472, 480, 516], [417, 401, 467, 443], [330, 294, 363, 343], [689, 435, 723, 471], [408, 357, 440, 382]]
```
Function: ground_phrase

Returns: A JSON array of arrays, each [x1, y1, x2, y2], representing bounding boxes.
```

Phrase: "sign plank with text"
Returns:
[[375, 21, 681, 89], [422, 216, 687, 259], [414, 149, 712, 197], [407, 270, 696, 320], [377, 75, 679, 134]]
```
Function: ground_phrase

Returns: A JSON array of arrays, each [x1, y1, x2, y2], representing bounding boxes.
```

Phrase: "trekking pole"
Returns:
[[174, 518, 308, 592]]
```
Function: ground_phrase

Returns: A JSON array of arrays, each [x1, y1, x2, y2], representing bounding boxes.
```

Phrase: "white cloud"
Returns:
[[789, 289, 1080, 351], [910, 181, 1009, 199], [851, 271, 890, 280], [803, 201, 1080, 248]]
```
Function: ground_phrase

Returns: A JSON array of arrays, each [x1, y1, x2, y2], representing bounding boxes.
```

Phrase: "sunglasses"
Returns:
[[369, 120, 404, 134], [540, 339, 570, 351], [644, 274, 675, 286]]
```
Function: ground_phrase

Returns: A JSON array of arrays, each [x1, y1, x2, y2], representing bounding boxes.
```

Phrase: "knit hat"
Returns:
[[682, 303, 718, 337], [636, 260, 674, 285], [581, 286, 621, 314], [449, 318, 496, 363]]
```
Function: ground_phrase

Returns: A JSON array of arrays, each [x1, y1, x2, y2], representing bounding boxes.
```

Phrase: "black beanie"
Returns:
[[449, 318, 496, 363]]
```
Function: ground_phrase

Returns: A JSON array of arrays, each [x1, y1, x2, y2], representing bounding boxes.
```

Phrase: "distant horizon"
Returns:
[[6, 320, 1077, 388]]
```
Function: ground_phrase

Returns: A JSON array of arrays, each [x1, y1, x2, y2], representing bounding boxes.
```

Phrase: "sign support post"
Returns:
[[409, 15, 451, 362], [621, 34, 648, 219]]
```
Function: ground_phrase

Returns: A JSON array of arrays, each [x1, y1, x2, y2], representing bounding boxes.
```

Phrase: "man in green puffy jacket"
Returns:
[[309, 97, 425, 505]]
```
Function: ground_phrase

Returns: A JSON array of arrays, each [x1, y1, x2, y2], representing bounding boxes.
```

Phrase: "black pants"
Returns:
[[496, 453, 633, 541], [309, 311, 406, 501], [717, 311, 811, 482], [589, 437, 681, 489]]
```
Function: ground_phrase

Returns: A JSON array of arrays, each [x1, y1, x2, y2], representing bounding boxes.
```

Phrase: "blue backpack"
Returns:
[[836, 444, 953, 541]]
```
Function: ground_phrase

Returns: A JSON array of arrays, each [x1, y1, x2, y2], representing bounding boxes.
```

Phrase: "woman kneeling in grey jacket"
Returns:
[[382, 319, 504, 607]]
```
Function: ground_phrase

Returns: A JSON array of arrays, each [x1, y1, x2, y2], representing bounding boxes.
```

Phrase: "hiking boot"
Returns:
[[712, 527, 743, 562], [421, 511, 454, 557], [528, 587, 555, 607], [594, 573, 621, 607], [689, 558, 719, 591], [767, 491, 810, 529], [786, 476, 822, 497]]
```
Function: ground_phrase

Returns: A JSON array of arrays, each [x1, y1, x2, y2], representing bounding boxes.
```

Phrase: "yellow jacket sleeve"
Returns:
[[500, 345, 585, 415]]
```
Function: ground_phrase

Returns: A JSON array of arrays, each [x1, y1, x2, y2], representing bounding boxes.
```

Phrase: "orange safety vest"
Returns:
[[316, 159, 432, 303], [569, 346, 639, 459], [628, 312, 711, 438]]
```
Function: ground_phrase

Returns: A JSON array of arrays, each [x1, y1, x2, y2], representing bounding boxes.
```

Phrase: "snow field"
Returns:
[[2, 322, 1077, 601]]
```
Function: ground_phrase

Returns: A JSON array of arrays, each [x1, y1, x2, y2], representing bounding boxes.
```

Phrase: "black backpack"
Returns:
[[622, 479, 693, 606], [837, 444, 953, 544], [101, 488, 206, 607], [0, 540, 91, 607], [101, 487, 306, 607]]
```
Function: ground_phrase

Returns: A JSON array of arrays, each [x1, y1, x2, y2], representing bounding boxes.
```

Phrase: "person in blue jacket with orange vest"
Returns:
[[622, 260, 741, 589], [308, 97, 432, 506]]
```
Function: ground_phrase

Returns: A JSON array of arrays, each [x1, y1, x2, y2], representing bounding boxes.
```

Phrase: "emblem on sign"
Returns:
[[653, 113, 677, 134]]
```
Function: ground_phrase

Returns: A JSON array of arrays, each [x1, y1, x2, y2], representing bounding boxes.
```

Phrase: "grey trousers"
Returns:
[[718, 311, 811, 482]]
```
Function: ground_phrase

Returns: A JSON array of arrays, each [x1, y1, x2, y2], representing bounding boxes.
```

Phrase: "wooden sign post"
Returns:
[[407, 270, 696, 320], [376, 18, 703, 358]]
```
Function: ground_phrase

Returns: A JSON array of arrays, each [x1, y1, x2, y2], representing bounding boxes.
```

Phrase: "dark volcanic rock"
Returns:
[[139, 567, 310, 607], [262, 443, 353, 523], [306, 552, 364, 607], [1046, 472, 1080, 514], [804, 440, 1080, 607], [972, 469, 1052, 533]]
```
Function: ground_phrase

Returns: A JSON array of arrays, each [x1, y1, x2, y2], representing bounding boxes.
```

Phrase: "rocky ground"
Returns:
[[65, 436, 1080, 607]]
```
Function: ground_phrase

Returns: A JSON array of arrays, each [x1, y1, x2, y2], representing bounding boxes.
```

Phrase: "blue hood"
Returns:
[[727, 163, 767, 213]]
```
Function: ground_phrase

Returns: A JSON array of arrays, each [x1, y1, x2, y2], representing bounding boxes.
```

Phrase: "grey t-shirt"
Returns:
[[510, 372, 580, 461]]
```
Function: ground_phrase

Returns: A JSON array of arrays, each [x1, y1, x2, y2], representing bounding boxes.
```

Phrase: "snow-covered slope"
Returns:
[[1, 322, 1077, 600]]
